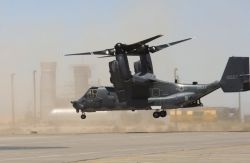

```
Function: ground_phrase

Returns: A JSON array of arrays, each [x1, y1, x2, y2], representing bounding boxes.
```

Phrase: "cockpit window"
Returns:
[[86, 89, 97, 98]]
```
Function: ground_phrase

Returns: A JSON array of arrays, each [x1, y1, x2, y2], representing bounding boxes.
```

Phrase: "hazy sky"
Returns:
[[0, 0, 250, 116]]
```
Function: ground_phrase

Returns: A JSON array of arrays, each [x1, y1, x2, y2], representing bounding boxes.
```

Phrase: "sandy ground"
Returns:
[[0, 132, 250, 163], [81, 143, 250, 163], [1, 111, 250, 163], [1, 113, 249, 134]]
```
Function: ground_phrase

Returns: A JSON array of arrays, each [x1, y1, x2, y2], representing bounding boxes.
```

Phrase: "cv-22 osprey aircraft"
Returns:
[[66, 35, 250, 119]]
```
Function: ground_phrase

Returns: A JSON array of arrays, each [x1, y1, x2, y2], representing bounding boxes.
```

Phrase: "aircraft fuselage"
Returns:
[[72, 80, 220, 113]]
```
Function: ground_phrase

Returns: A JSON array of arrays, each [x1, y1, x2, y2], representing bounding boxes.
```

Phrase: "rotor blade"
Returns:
[[97, 55, 115, 58], [65, 52, 91, 56], [93, 48, 115, 55], [65, 48, 115, 56], [149, 38, 192, 53], [125, 35, 163, 50], [92, 50, 109, 55], [168, 38, 192, 46]]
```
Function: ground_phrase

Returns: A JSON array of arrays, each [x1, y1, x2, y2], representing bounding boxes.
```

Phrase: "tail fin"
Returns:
[[220, 57, 250, 92]]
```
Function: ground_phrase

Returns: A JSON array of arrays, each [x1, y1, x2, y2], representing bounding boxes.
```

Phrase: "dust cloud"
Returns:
[[1, 108, 250, 135]]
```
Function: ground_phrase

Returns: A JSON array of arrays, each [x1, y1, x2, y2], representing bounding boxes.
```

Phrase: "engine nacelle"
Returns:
[[140, 53, 153, 74], [109, 60, 129, 102], [116, 54, 132, 80], [133, 54, 153, 75], [109, 60, 122, 84]]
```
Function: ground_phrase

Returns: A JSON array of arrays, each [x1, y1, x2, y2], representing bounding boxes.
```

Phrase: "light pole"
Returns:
[[10, 73, 15, 128], [174, 68, 179, 83], [33, 70, 37, 125]]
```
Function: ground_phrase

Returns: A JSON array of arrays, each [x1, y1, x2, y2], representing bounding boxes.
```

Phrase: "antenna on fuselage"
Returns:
[[174, 68, 179, 83]]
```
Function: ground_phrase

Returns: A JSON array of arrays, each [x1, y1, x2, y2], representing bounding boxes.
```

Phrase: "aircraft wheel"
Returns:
[[160, 111, 167, 117], [81, 114, 86, 119], [153, 112, 160, 118]]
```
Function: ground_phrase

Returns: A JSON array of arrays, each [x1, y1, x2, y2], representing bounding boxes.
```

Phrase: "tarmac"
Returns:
[[0, 132, 249, 163]]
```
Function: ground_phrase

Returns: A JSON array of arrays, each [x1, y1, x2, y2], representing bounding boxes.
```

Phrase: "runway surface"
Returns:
[[0, 132, 250, 163]]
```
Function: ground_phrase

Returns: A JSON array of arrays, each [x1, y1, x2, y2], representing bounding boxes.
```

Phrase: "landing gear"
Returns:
[[160, 110, 167, 117], [153, 112, 160, 118], [153, 111, 167, 118], [81, 113, 86, 119]]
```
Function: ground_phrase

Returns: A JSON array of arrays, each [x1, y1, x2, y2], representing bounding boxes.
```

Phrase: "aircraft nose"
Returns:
[[71, 101, 80, 112], [71, 101, 78, 107], [71, 101, 85, 113]]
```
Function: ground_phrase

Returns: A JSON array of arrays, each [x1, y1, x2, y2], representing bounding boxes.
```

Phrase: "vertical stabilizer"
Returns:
[[220, 57, 250, 92]]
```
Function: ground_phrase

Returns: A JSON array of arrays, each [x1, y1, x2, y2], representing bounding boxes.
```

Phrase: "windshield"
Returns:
[[85, 88, 97, 98]]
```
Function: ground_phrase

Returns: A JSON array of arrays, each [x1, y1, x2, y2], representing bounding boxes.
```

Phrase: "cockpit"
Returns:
[[85, 87, 98, 99]]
